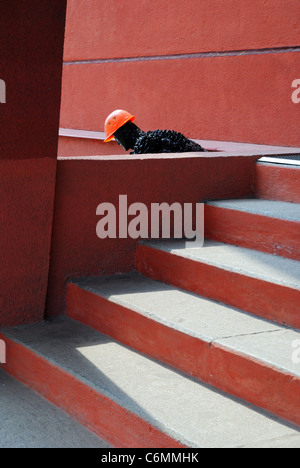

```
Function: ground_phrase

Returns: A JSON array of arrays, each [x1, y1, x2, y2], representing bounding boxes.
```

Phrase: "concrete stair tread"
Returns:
[[141, 239, 300, 290], [0, 370, 109, 448], [3, 317, 300, 448], [206, 199, 300, 222], [70, 273, 300, 377]]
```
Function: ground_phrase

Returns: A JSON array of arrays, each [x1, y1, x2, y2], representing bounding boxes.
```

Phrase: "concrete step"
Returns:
[[66, 273, 300, 426], [1, 317, 300, 448], [205, 199, 300, 260], [0, 370, 110, 448], [136, 240, 300, 329], [255, 162, 300, 204]]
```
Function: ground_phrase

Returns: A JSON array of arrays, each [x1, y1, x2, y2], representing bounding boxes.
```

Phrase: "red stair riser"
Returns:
[[67, 284, 300, 426], [136, 245, 300, 329], [255, 164, 300, 204], [209, 343, 300, 427], [67, 284, 210, 377], [0, 332, 184, 448], [205, 206, 300, 261]]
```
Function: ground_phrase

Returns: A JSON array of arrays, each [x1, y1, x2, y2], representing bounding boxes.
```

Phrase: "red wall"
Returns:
[[45, 154, 259, 318], [64, 0, 300, 59], [0, 1, 67, 327], [60, 0, 300, 147]]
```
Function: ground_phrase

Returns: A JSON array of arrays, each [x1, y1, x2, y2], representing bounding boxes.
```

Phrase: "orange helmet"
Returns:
[[104, 109, 135, 142]]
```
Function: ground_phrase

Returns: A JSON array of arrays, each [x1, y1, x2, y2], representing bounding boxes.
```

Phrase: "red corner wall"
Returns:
[[0, 1, 67, 327], [60, 0, 300, 147], [45, 154, 258, 318]]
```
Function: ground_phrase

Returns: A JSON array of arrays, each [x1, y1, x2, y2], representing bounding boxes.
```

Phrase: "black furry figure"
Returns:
[[113, 121, 206, 154]]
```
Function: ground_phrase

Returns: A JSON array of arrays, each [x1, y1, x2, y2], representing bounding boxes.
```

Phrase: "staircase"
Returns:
[[1, 159, 300, 448]]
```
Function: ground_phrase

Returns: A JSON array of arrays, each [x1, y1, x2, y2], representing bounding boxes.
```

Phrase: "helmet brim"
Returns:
[[104, 135, 114, 143], [104, 114, 135, 143]]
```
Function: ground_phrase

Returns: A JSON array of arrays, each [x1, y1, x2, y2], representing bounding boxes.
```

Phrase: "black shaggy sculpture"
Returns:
[[104, 110, 206, 154]]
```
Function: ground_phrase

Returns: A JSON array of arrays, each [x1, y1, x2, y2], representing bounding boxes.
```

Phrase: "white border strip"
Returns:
[[258, 157, 300, 166]]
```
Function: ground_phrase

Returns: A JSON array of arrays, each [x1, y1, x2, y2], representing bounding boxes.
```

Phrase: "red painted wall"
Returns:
[[64, 0, 300, 59], [0, 1, 67, 327], [58, 136, 125, 157], [60, 0, 300, 147], [45, 154, 258, 318]]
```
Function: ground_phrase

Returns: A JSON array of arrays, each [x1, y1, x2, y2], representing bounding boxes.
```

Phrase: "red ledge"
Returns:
[[59, 128, 300, 159]]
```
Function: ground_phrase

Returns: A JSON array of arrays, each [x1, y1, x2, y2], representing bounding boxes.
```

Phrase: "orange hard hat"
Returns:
[[104, 109, 135, 142]]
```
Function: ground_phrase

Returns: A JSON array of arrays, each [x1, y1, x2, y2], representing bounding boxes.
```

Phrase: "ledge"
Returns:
[[59, 128, 300, 159]]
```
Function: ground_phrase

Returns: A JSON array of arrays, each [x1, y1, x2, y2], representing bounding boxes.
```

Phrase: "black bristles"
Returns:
[[113, 121, 206, 154]]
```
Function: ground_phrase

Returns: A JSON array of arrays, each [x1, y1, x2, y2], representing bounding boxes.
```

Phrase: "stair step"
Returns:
[[0, 370, 109, 448], [136, 240, 300, 329], [205, 199, 300, 260], [1, 317, 300, 448], [255, 162, 300, 204], [66, 273, 300, 426]]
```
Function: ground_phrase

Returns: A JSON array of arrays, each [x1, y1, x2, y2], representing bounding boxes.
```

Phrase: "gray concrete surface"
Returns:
[[0, 370, 110, 448], [207, 199, 300, 222], [3, 317, 300, 448], [72, 273, 300, 376], [142, 239, 300, 289]]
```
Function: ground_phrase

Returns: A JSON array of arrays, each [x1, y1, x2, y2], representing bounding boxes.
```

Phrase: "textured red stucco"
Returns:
[[0, 1, 66, 327], [0, 158, 57, 327], [255, 164, 300, 203], [61, 0, 300, 147], [64, 0, 300, 60], [60, 52, 300, 147], [45, 154, 258, 318], [58, 136, 125, 157], [204, 205, 300, 260]]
